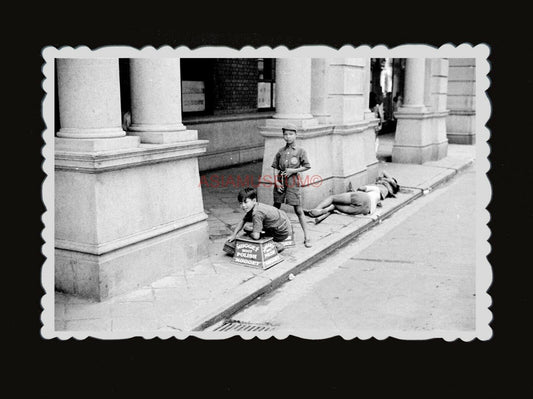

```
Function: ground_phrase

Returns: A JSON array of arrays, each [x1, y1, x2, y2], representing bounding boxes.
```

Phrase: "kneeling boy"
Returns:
[[227, 187, 292, 253]]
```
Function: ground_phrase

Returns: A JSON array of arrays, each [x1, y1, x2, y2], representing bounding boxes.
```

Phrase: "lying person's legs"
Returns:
[[304, 193, 354, 217], [312, 192, 371, 224], [335, 204, 361, 214]]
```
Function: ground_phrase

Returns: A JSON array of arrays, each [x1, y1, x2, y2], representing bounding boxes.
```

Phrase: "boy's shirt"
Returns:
[[271, 143, 310, 172], [243, 202, 289, 235]]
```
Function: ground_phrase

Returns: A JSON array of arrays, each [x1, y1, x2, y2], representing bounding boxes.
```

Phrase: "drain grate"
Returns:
[[213, 320, 275, 332]]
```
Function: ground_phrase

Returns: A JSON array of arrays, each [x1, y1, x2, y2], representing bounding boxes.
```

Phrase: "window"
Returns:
[[257, 58, 275, 110]]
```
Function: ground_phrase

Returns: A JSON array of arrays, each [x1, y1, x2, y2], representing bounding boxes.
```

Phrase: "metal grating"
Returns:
[[213, 320, 275, 332]]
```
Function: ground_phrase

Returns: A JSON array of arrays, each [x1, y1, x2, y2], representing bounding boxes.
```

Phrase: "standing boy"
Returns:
[[271, 124, 312, 248], [227, 187, 292, 253]]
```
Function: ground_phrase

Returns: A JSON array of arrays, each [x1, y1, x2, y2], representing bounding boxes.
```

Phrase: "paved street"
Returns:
[[218, 165, 476, 334]]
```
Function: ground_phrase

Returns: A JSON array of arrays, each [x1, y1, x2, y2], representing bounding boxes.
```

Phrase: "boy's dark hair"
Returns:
[[237, 187, 257, 203]]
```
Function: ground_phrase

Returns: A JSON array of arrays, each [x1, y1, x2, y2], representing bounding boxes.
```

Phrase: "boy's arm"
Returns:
[[250, 213, 264, 240], [284, 165, 310, 176], [284, 149, 311, 176], [227, 219, 245, 242], [250, 231, 261, 240], [273, 168, 284, 192]]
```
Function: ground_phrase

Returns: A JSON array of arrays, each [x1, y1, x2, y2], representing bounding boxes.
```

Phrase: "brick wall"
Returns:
[[213, 59, 258, 114]]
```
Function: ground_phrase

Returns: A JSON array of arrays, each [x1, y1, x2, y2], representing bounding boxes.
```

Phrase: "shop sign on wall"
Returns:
[[182, 81, 206, 112], [258, 82, 272, 108]]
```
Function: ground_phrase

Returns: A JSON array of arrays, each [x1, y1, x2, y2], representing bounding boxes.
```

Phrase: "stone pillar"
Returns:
[[55, 58, 209, 301], [259, 58, 380, 210], [327, 58, 367, 124], [403, 58, 426, 110], [311, 58, 331, 123], [392, 58, 433, 164], [446, 58, 476, 144], [56, 58, 139, 152], [271, 58, 317, 128], [259, 58, 320, 210], [429, 58, 449, 159], [128, 58, 197, 143]]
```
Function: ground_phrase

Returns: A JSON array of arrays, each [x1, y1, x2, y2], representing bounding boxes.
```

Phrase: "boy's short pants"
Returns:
[[273, 175, 301, 206], [346, 192, 372, 215]]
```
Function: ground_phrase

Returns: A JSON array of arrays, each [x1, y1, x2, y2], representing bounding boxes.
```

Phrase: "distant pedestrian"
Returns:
[[393, 94, 403, 116], [370, 92, 384, 152], [271, 124, 313, 248], [122, 110, 131, 131]]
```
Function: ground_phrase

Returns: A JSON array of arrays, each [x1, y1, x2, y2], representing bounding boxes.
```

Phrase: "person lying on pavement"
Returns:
[[303, 172, 400, 224]]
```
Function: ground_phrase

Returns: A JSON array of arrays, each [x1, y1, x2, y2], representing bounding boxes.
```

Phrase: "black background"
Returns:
[[13, 8, 531, 397]]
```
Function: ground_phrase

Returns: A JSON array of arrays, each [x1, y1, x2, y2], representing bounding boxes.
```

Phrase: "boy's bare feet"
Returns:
[[304, 239, 312, 248]]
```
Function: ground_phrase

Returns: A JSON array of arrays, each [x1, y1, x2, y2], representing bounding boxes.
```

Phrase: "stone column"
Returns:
[[327, 58, 367, 124], [392, 58, 433, 164], [55, 57, 209, 302], [430, 58, 449, 159], [311, 58, 331, 123], [271, 58, 317, 128], [128, 58, 196, 143], [259, 58, 319, 208], [56, 58, 139, 152], [327, 58, 377, 191], [402, 58, 427, 111]]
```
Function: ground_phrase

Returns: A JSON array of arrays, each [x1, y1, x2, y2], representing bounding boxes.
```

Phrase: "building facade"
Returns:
[[54, 57, 476, 300]]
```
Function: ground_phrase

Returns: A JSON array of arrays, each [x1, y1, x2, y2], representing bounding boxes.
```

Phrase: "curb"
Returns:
[[191, 160, 473, 331], [430, 159, 474, 190]]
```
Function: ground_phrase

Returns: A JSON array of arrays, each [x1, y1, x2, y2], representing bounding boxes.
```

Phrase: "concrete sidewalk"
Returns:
[[54, 137, 475, 333]]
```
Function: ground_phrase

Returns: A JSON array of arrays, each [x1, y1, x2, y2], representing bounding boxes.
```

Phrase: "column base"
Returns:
[[392, 144, 434, 164], [128, 129, 198, 144], [57, 127, 126, 139], [312, 113, 331, 124], [55, 220, 209, 301], [393, 109, 433, 164], [55, 136, 140, 152], [258, 120, 376, 209], [398, 105, 427, 113], [446, 110, 476, 144]]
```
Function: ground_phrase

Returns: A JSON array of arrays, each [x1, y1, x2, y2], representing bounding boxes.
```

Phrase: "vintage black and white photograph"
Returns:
[[41, 44, 491, 340]]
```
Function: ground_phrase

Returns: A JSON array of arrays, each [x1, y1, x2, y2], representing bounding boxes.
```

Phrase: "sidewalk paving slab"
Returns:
[[54, 144, 475, 333]]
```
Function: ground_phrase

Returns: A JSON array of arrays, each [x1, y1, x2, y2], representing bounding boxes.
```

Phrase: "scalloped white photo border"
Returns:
[[40, 44, 492, 341]]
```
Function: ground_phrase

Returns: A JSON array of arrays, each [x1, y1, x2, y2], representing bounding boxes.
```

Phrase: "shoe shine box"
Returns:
[[233, 236, 284, 270]]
